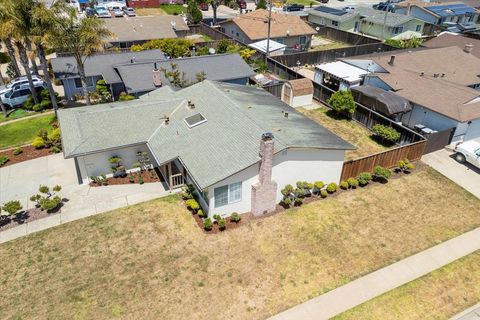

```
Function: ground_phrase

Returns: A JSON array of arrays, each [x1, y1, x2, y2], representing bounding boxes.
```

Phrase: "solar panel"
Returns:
[[427, 3, 476, 16], [314, 6, 348, 16]]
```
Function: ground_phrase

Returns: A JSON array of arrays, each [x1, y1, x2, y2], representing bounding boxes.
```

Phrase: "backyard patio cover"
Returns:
[[351, 85, 412, 117]]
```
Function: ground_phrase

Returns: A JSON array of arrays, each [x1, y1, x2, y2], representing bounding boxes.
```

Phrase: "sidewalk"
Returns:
[[451, 303, 480, 320], [270, 227, 480, 320]]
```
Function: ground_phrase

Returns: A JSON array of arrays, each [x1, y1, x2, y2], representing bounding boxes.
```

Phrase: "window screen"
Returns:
[[214, 185, 229, 208], [229, 182, 242, 203]]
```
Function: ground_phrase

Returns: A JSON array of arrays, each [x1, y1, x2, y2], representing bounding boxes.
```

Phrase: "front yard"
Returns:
[[299, 105, 389, 160], [136, 4, 186, 16], [334, 251, 480, 320], [0, 113, 56, 149], [1, 166, 480, 319]]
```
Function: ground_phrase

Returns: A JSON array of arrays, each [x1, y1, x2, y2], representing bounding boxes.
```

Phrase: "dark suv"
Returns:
[[283, 3, 305, 11]]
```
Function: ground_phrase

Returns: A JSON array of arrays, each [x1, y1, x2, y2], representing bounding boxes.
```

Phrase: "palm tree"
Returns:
[[2, 0, 40, 104], [48, 7, 111, 105], [0, 10, 21, 78], [31, 2, 59, 111]]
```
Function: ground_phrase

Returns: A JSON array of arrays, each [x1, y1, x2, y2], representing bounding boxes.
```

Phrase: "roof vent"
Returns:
[[261, 132, 274, 141], [130, 57, 136, 64], [420, 72, 424, 77], [434, 73, 439, 78], [464, 44, 474, 54], [163, 115, 170, 125], [282, 110, 289, 118], [441, 73, 445, 78], [187, 100, 195, 109], [388, 55, 395, 66]]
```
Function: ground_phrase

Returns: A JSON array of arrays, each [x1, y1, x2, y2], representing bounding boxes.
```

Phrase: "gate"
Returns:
[[424, 128, 455, 154]]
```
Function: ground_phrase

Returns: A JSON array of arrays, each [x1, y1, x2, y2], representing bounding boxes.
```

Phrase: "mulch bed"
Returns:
[[189, 162, 422, 234], [0, 205, 63, 232], [0, 145, 53, 168], [90, 169, 161, 187]]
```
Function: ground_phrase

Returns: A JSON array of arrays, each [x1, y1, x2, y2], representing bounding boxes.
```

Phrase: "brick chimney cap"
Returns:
[[262, 132, 274, 141]]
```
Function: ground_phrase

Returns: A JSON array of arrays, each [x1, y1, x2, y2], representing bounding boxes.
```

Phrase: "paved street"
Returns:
[[423, 149, 480, 199]]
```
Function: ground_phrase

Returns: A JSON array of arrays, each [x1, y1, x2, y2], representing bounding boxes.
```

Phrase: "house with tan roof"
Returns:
[[424, 31, 480, 57], [219, 9, 317, 51]]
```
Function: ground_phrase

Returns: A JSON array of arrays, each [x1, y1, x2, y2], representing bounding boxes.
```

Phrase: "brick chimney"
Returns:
[[153, 62, 162, 87], [251, 133, 278, 216]]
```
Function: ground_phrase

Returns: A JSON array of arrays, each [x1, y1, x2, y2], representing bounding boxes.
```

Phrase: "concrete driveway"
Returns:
[[422, 149, 480, 199]]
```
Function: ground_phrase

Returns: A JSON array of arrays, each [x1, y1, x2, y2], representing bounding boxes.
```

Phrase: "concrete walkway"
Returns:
[[451, 303, 480, 320], [270, 227, 480, 320]]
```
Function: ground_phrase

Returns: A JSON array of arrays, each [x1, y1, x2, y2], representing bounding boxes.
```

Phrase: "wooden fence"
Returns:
[[340, 140, 427, 180], [313, 26, 381, 45]]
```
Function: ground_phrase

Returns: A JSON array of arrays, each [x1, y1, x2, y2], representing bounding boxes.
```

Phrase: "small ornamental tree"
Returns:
[[203, 218, 213, 231], [187, 0, 203, 24], [256, 0, 267, 9], [372, 124, 401, 144], [327, 90, 356, 116], [30, 185, 63, 212], [2, 200, 23, 216]]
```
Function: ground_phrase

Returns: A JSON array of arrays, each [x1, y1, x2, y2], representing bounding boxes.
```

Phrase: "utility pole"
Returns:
[[264, 0, 273, 64]]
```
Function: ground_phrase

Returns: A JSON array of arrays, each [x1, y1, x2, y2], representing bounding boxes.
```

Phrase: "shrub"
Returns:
[[398, 159, 415, 173], [326, 182, 338, 193], [281, 197, 292, 208], [2, 200, 22, 215], [218, 218, 226, 230], [138, 176, 144, 184], [203, 218, 213, 231], [358, 172, 372, 186], [230, 212, 241, 223], [48, 128, 61, 143], [91, 175, 108, 186], [0, 156, 9, 167], [13, 147, 23, 156], [340, 181, 349, 190], [185, 199, 200, 211], [313, 181, 324, 193], [372, 124, 401, 143], [187, 0, 203, 24], [32, 137, 45, 149], [213, 214, 221, 222], [181, 184, 195, 200], [129, 175, 135, 183], [39, 196, 62, 211], [326, 90, 356, 116], [50, 146, 61, 154], [347, 177, 359, 189], [320, 190, 328, 198], [30, 184, 63, 212], [294, 188, 306, 199], [119, 92, 135, 101], [198, 209, 205, 218], [281, 184, 294, 197], [374, 165, 392, 181], [294, 197, 303, 206]]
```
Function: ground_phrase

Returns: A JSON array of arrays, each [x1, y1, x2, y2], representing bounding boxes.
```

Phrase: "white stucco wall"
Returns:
[[205, 148, 345, 218], [76, 144, 155, 183], [464, 119, 480, 142]]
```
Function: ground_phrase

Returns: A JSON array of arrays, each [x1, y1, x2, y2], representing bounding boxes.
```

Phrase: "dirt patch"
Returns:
[[90, 169, 162, 187], [0, 145, 54, 168]]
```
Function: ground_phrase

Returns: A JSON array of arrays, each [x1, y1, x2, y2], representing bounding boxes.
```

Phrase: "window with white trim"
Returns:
[[74, 76, 94, 88], [214, 182, 242, 208]]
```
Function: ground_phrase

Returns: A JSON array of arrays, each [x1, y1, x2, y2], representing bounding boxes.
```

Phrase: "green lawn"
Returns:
[[0, 114, 56, 149], [1, 167, 480, 319], [334, 251, 480, 320], [160, 4, 186, 15], [0, 109, 40, 123], [285, 0, 319, 5]]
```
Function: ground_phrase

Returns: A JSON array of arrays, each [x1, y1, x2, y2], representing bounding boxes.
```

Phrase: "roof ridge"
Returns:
[[146, 99, 187, 142]]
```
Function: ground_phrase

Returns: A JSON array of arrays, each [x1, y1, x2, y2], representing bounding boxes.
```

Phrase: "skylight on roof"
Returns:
[[184, 113, 207, 128]]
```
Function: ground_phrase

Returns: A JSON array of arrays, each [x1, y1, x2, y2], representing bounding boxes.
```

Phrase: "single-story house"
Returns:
[[281, 78, 314, 107], [103, 15, 190, 48], [333, 46, 480, 143], [51, 51, 255, 100], [395, 1, 480, 27], [314, 61, 372, 90], [423, 31, 480, 57], [308, 6, 425, 40], [57, 80, 354, 218], [219, 9, 317, 51], [248, 39, 287, 56]]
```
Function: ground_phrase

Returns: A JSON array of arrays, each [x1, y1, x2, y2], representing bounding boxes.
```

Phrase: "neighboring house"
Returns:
[[395, 1, 480, 30], [423, 31, 480, 57], [126, 0, 183, 8], [51, 51, 255, 100], [325, 46, 480, 143], [281, 78, 314, 108], [57, 80, 353, 218], [103, 15, 189, 48], [308, 6, 425, 39], [219, 9, 317, 51]]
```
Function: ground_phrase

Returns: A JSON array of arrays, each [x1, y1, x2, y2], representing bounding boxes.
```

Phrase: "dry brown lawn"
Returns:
[[334, 250, 480, 320], [1, 167, 479, 320], [300, 105, 389, 160], [135, 7, 166, 16]]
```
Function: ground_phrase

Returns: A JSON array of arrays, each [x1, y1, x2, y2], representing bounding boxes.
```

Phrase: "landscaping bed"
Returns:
[[0, 206, 61, 232], [0, 145, 52, 168], [89, 169, 161, 187]]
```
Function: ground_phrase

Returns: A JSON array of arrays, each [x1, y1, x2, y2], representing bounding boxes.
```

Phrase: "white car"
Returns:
[[95, 7, 112, 18], [454, 138, 480, 169], [110, 6, 124, 17], [123, 7, 136, 17], [0, 75, 43, 96], [1, 82, 46, 108]]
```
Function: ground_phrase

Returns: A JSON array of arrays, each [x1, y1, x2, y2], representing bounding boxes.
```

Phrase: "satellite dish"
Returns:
[[170, 21, 176, 29], [208, 48, 216, 55], [315, 26, 320, 31]]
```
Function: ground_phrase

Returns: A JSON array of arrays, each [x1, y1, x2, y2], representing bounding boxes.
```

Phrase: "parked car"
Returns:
[[0, 82, 47, 109], [283, 3, 305, 11], [95, 6, 111, 18], [123, 7, 136, 16], [85, 7, 96, 17], [110, 6, 124, 17], [0, 75, 43, 96], [454, 138, 480, 169]]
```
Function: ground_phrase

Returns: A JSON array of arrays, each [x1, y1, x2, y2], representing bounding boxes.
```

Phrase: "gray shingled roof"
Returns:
[[307, 7, 359, 22], [356, 7, 417, 27], [51, 50, 166, 84], [58, 81, 353, 189], [114, 54, 256, 94]]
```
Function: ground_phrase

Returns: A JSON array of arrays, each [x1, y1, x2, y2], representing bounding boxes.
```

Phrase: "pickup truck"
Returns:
[[454, 138, 480, 169]]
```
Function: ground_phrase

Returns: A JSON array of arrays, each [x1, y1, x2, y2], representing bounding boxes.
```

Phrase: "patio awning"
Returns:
[[351, 85, 412, 116]]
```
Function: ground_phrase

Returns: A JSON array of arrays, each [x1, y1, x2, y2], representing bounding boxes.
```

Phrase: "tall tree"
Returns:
[[207, 0, 233, 25], [2, 0, 40, 104], [31, 2, 59, 111], [0, 10, 21, 78], [48, 7, 111, 105]]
